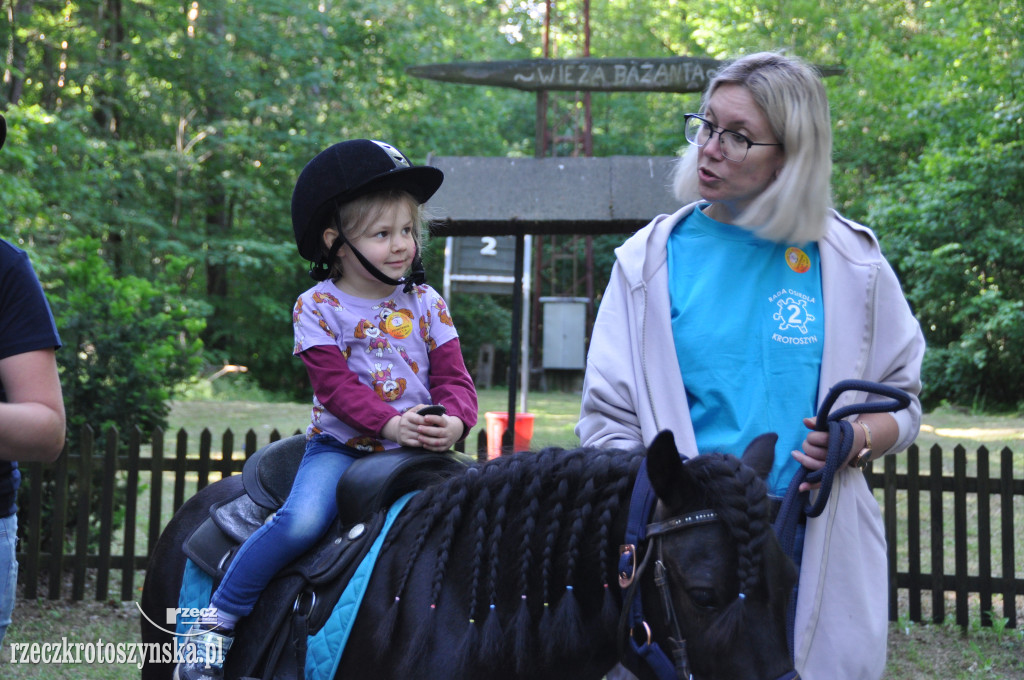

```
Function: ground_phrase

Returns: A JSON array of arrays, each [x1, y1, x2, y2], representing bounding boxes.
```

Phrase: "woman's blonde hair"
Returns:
[[671, 51, 833, 243], [322, 189, 426, 279]]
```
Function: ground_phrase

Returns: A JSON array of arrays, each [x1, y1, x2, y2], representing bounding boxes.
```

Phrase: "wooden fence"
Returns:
[[867, 443, 1022, 629], [14, 427, 1023, 629]]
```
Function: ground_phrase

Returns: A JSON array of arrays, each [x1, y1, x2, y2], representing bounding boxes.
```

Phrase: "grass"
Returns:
[[886, 615, 1024, 679], [5, 599, 139, 678], [5, 389, 1023, 678]]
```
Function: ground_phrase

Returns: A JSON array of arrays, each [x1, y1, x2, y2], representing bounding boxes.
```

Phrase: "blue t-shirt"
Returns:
[[667, 206, 823, 496], [0, 239, 62, 517]]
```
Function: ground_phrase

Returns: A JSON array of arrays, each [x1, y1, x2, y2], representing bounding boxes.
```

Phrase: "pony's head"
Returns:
[[640, 431, 798, 680]]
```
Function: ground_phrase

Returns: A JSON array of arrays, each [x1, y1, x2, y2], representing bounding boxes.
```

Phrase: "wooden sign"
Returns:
[[408, 57, 844, 94], [408, 57, 723, 94], [447, 235, 518, 295]]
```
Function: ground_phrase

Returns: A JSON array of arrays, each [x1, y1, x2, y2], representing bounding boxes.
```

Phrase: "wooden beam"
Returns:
[[408, 57, 723, 94], [408, 57, 844, 94]]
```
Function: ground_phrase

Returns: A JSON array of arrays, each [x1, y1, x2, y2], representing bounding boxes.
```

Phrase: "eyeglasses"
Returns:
[[683, 114, 783, 163]]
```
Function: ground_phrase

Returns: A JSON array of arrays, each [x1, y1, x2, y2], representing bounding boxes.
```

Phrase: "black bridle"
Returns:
[[619, 379, 912, 679], [617, 460, 799, 680]]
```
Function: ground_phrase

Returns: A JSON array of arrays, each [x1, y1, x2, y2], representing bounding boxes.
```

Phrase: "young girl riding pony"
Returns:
[[175, 139, 478, 680]]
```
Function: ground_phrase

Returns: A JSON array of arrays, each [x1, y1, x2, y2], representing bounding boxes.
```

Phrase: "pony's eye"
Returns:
[[688, 587, 717, 609]]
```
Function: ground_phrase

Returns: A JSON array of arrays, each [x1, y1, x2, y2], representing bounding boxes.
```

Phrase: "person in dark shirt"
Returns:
[[0, 112, 66, 647]]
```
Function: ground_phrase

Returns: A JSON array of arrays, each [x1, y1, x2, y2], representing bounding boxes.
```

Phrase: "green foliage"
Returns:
[[449, 293, 514, 384], [868, 140, 1024, 409], [50, 238, 207, 437], [2, 0, 1023, 418], [16, 238, 206, 555]]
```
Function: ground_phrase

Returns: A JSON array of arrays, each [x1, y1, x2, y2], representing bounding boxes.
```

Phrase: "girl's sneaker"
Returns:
[[172, 623, 234, 680]]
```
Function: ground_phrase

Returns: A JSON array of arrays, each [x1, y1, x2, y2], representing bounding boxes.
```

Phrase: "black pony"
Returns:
[[141, 431, 796, 680]]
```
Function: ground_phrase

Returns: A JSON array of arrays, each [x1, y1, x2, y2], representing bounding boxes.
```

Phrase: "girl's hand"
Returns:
[[413, 404, 460, 451], [382, 404, 459, 451]]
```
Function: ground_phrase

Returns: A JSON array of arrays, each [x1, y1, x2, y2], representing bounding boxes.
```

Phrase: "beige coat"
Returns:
[[578, 203, 925, 679]]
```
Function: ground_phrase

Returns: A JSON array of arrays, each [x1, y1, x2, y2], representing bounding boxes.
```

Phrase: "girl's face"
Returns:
[[325, 201, 417, 298], [695, 83, 785, 223]]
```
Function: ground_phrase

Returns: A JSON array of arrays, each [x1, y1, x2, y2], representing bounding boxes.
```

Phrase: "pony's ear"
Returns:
[[646, 430, 693, 507], [740, 432, 778, 481]]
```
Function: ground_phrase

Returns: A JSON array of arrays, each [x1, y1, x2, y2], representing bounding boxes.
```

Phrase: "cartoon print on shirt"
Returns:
[[354, 318, 392, 357], [293, 298, 309, 352], [433, 297, 453, 327], [375, 300, 416, 340], [419, 310, 436, 351], [312, 290, 342, 309], [346, 435, 386, 453], [310, 403, 326, 433], [312, 309, 337, 341], [369, 362, 406, 402], [397, 345, 419, 374]]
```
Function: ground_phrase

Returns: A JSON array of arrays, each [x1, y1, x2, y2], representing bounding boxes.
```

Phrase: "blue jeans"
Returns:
[[211, 435, 364, 618], [0, 513, 18, 649]]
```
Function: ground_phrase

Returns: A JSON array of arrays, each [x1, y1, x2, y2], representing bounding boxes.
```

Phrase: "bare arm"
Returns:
[[0, 348, 65, 462]]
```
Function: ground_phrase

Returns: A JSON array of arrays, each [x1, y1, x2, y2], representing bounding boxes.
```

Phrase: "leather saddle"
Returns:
[[180, 434, 467, 680]]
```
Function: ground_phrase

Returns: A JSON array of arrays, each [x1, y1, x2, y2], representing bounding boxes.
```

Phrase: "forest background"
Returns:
[[2, 0, 1022, 442]]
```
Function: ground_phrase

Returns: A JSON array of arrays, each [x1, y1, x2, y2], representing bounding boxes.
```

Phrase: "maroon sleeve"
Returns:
[[300, 345, 400, 436], [428, 338, 479, 440]]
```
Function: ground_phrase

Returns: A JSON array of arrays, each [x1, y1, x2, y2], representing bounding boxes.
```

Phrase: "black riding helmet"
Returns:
[[291, 139, 443, 286]]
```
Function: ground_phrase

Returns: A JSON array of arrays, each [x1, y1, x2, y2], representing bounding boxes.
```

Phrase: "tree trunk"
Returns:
[[3, 0, 36, 105]]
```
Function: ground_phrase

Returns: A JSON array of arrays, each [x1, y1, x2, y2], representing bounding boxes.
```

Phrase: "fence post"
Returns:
[[95, 427, 119, 601], [220, 429, 235, 481], [147, 428, 165, 563], [174, 429, 188, 512], [999, 446, 1017, 627], [120, 428, 142, 601], [244, 430, 258, 460], [906, 444, 922, 622], [977, 446, 992, 627], [928, 444, 944, 623], [20, 460, 44, 600], [883, 453, 898, 622], [197, 429, 212, 491], [71, 425, 94, 601], [953, 445, 968, 627]]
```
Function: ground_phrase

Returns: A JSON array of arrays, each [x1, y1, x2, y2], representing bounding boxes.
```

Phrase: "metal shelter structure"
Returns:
[[425, 155, 680, 453]]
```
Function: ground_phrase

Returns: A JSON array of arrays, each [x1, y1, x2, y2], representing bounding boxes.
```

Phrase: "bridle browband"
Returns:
[[617, 459, 800, 680]]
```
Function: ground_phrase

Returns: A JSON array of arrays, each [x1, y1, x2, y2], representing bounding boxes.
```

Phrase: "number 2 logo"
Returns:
[[773, 296, 815, 335]]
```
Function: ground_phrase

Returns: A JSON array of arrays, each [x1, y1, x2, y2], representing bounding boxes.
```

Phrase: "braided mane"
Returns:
[[372, 444, 644, 673], [681, 451, 775, 650]]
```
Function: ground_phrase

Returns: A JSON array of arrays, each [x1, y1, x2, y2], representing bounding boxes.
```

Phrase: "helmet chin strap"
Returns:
[[309, 211, 426, 293]]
